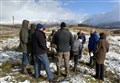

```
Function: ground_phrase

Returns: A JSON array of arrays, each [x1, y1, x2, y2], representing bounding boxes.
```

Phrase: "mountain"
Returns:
[[96, 21, 120, 28]]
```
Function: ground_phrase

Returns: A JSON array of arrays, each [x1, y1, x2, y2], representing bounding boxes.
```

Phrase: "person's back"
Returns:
[[53, 28, 73, 52], [88, 31, 99, 52], [87, 30, 99, 67], [52, 22, 73, 77], [71, 35, 82, 72], [94, 33, 109, 81], [72, 39, 82, 53], [28, 24, 35, 53]]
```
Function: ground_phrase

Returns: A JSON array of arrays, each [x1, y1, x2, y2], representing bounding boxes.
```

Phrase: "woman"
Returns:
[[94, 33, 109, 81]]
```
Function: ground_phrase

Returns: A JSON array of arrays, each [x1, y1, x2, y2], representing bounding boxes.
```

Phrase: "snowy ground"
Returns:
[[0, 30, 120, 83]]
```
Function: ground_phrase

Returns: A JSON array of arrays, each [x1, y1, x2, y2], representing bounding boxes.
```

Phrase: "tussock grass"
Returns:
[[0, 61, 13, 73], [0, 27, 20, 38]]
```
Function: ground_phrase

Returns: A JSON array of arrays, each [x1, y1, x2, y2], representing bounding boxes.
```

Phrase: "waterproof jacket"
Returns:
[[71, 39, 82, 55], [32, 29, 47, 55], [94, 34, 109, 64], [19, 20, 29, 53], [88, 32, 99, 52], [52, 28, 74, 52], [28, 25, 35, 53]]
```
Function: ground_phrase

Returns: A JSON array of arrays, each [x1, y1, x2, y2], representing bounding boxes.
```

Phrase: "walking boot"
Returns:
[[26, 64, 32, 74], [66, 67, 69, 77], [57, 66, 61, 76], [73, 65, 77, 73], [22, 65, 27, 74]]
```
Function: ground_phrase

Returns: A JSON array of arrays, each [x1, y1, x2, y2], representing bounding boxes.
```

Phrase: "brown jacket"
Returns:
[[94, 34, 109, 64]]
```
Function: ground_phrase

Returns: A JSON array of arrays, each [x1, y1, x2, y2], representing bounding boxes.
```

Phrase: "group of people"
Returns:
[[18, 19, 109, 82]]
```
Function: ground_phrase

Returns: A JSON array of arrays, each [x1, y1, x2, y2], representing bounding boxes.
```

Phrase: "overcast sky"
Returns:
[[0, 0, 120, 24]]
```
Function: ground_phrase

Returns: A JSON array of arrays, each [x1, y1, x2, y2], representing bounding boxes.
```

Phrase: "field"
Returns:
[[0, 25, 120, 83]]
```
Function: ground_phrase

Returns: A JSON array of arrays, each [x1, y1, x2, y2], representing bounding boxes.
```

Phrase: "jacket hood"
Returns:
[[22, 20, 29, 28], [93, 32, 97, 36], [30, 23, 35, 29], [100, 33, 106, 39], [74, 35, 78, 40]]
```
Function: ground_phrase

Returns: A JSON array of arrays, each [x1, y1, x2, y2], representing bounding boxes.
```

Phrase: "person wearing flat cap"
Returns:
[[32, 23, 55, 82]]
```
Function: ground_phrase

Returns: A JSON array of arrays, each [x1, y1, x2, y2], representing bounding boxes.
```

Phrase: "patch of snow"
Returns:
[[109, 36, 120, 46], [60, 75, 86, 83], [0, 75, 15, 83], [0, 51, 22, 62], [50, 62, 57, 72], [0, 37, 19, 50], [106, 52, 120, 61], [0, 52, 10, 62], [18, 80, 30, 83]]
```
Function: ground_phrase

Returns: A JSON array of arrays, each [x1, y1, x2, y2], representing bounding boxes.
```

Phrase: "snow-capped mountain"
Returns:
[[82, 8, 120, 28]]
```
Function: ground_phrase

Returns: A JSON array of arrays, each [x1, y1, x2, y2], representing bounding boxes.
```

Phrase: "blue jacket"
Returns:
[[88, 32, 99, 52]]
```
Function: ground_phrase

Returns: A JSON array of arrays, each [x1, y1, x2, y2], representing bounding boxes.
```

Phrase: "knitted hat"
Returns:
[[36, 23, 44, 30], [61, 22, 66, 28]]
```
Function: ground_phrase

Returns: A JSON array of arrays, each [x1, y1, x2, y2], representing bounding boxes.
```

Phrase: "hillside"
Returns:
[[0, 26, 120, 83]]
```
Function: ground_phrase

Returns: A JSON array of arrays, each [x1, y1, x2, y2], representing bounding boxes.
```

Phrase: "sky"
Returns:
[[0, 0, 120, 24]]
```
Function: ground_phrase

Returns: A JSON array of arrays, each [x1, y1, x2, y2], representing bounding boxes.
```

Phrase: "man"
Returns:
[[32, 23, 54, 81], [77, 30, 86, 58], [28, 23, 36, 65], [52, 22, 74, 77], [88, 29, 99, 66], [48, 30, 57, 59], [19, 20, 30, 74]]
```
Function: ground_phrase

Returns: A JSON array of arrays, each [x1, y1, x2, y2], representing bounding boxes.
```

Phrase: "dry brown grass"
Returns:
[[66, 25, 110, 35], [0, 27, 20, 40]]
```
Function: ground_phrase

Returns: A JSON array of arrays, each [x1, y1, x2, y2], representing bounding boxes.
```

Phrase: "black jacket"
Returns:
[[77, 32, 86, 44], [32, 30, 47, 55], [52, 28, 74, 52]]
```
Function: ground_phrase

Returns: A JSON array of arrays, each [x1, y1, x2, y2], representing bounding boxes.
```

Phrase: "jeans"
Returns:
[[34, 53, 54, 80], [22, 53, 29, 65]]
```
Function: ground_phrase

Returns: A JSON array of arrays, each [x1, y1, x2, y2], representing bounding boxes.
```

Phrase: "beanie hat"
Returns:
[[36, 23, 44, 30], [61, 22, 66, 28]]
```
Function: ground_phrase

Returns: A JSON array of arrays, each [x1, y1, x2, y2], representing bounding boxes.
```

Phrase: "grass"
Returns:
[[0, 61, 13, 73], [0, 27, 20, 40], [0, 25, 119, 82]]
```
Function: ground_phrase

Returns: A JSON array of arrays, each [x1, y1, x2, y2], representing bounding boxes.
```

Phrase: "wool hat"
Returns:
[[36, 23, 44, 30], [61, 22, 66, 28]]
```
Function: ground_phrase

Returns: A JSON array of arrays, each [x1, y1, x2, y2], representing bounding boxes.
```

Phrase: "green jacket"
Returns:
[[18, 20, 29, 53]]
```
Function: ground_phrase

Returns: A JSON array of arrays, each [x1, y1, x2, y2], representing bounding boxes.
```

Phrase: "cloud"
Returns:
[[0, 0, 87, 24], [83, 4, 120, 25]]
